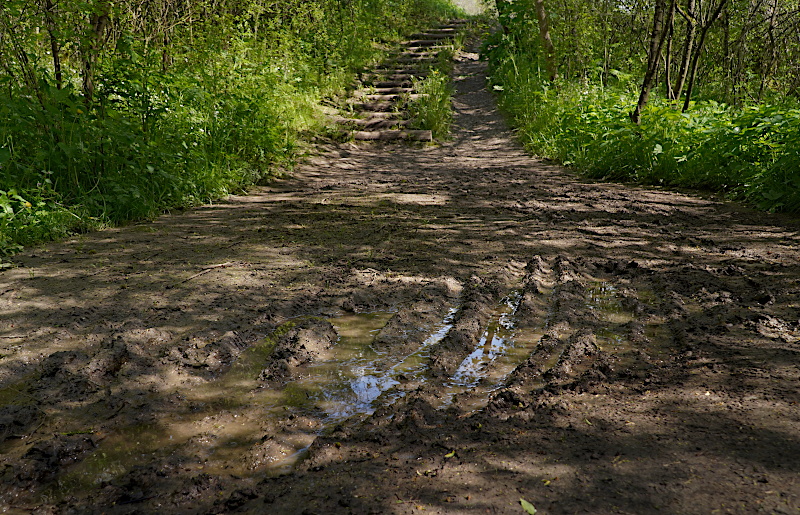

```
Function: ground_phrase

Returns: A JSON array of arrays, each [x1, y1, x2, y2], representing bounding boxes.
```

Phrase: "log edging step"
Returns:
[[353, 130, 433, 142]]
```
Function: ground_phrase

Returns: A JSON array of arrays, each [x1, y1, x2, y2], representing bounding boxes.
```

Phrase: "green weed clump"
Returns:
[[409, 70, 454, 140], [488, 47, 800, 213]]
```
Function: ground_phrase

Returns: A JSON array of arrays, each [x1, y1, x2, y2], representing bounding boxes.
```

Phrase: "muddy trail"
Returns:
[[2, 37, 800, 515]]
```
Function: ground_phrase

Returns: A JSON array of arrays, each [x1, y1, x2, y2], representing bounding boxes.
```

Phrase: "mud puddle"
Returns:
[[352, 306, 461, 407], [42, 309, 473, 499], [441, 292, 545, 410], [586, 280, 670, 366], [4, 274, 700, 508], [50, 280, 665, 499]]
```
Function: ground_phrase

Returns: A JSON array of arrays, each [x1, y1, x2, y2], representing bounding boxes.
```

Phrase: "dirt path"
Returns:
[[1, 43, 800, 515]]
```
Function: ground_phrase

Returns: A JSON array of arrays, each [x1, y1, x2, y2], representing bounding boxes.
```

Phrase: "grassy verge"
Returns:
[[487, 39, 800, 213], [408, 44, 462, 140]]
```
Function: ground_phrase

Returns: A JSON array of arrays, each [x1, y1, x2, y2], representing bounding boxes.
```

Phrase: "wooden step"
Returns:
[[370, 87, 415, 94], [361, 71, 419, 78], [369, 69, 427, 76], [372, 81, 413, 88], [363, 76, 421, 85], [437, 21, 468, 29], [353, 129, 432, 142], [337, 118, 414, 129], [425, 28, 460, 33], [409, 32, 457, 39], [361, 93, 425, 102], [405, 45, 449, 52], [396, 51, 438, 58], [349, 101, 397, 111], [352, 87, 415, 96], [405, 40, 450, 47], [356, 111, 408, 119], [395, 56, 436, 64]]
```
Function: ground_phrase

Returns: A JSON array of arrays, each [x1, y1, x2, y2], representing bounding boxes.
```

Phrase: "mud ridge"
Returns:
[[371, 277, 462, 355], [426, 275, 508, 378], [258, 319, 339, 385]]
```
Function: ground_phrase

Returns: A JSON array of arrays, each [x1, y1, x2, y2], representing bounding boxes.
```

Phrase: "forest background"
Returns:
[[1, 0, 799, 260]]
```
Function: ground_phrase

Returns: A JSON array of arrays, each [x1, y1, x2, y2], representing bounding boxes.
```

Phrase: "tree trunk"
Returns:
[[43, 0, 62, 89], [631, 0, 671, 124], [682, 0, 729, 111], [672, 0, 697, 100], [81, 0, 111, 101], [0, 11, 44, 107], [532, 0, 558, 82], [664, 18, 674, 99]]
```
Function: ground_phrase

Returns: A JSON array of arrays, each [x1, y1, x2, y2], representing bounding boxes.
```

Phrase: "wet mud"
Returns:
[[1, 37, 799, 515]]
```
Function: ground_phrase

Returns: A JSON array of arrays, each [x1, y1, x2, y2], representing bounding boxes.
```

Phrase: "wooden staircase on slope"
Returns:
[[335, 20, 468, 142]]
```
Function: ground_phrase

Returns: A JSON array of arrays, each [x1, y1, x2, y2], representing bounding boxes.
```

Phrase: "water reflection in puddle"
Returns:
[[440, 292, 544, 409], [312, 307, 459, 421], [451, 292, 521, 388], [586, 281, 670, 365], [587, 281, 634, 324]]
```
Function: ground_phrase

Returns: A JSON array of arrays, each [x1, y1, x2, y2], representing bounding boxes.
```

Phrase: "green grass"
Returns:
[[409, 69, 454, 140]]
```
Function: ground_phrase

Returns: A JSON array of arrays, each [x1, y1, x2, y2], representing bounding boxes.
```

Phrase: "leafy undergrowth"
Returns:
[[487, 40, 800, 213], [0, 0, 464, 259]]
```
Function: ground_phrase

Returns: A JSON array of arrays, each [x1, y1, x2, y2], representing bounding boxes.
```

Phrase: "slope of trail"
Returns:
[[0, 42, 799, 514]]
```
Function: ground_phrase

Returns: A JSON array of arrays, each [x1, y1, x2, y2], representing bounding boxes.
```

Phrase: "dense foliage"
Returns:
[[487, 0, 800, 212], [0, 0, 462, 257]]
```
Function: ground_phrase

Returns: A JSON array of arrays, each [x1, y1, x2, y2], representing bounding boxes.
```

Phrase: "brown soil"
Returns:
[[1, 42, 800, 515]]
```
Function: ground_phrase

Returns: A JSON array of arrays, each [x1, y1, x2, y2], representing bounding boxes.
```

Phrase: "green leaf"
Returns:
[[762, 189, 784, 201], [520, 498, 537, 514]]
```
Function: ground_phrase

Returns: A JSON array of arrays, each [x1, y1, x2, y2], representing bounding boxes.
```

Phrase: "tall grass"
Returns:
[[409, 70, 454, 139], [489, 42, 800, 213]]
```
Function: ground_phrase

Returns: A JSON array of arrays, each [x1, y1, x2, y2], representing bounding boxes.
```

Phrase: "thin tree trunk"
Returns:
[[631, 0, 671, 124], [664, 18, 674, 99], [757, 0, 780, 101], [0, 12, 44, 108], [722, 4, 731, 103], [682, 0, 729, 111], [81, 0, 111, 101], [533, 0, 558, 82], [43, 0, 63, 89], [673, 0, 697, 100]]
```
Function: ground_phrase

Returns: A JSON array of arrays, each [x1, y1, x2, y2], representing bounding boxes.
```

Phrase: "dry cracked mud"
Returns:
[[1, 41, 799, 515]]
